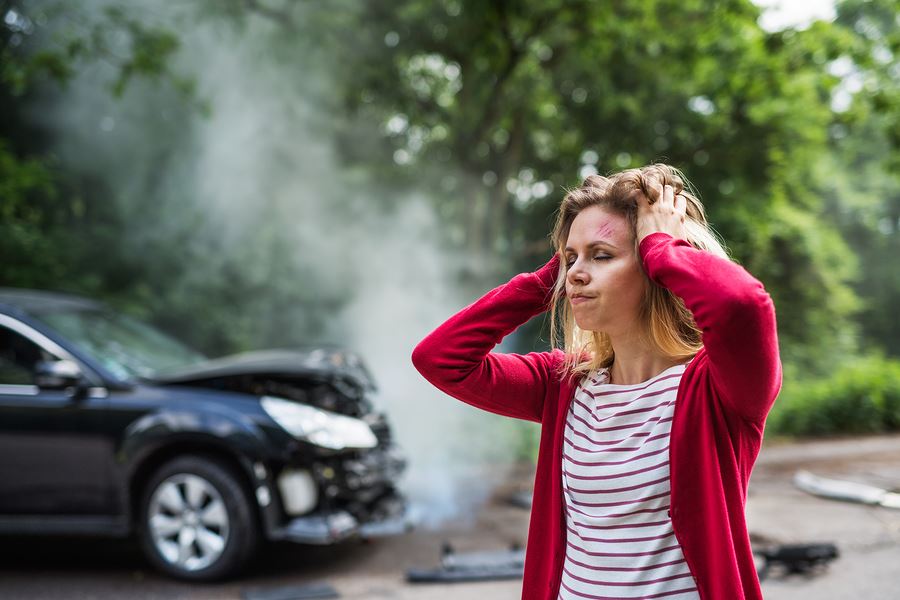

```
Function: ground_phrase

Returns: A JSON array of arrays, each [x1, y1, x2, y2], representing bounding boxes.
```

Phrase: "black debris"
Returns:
[[407, 543, 525, 583], [241, 582, 340, 600], [756, 543, 840, 581]]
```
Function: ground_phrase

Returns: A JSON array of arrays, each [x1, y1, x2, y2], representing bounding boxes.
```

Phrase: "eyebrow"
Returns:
[[564, 240, 617, 252]]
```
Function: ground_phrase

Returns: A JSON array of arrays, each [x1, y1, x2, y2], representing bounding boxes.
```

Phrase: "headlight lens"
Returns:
[[261, 396, 377, 450]]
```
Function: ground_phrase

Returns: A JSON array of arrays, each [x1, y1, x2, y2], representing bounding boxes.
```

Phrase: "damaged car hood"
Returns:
[[149, 347, 377, 391]]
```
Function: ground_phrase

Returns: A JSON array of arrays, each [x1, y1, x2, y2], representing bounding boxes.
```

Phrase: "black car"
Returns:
[[0, 288, 410, 580]]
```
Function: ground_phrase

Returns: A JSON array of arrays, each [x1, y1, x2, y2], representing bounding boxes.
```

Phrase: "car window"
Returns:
[[37, 309, 207, 380], [0, 326, 58, 385]]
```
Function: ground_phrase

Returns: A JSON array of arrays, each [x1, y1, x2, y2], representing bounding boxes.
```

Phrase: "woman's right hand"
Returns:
[[636, 182, 687, 243]]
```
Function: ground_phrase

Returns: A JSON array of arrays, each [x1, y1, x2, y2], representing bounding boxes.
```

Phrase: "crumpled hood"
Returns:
[[148, 347, 377, 391]]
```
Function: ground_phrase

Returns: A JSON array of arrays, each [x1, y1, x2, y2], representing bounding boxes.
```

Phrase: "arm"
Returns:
[[639, 232, 782, 423], [410, 255, 563, 423]]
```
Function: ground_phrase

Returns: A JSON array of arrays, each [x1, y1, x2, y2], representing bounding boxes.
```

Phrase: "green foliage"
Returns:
[[0, 0, 897, 436], [769, 355, 900, 436], [328, 0, 889, 374], [834, 0, 900, 175], [751, 201, 861, 372], [0, 141, 54, 203], [0, 141, 68, 286], [1, 2, 193, 100], [818, 0, 900, 358]]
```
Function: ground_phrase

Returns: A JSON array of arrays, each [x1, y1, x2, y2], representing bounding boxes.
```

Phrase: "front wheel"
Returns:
[[136, 456, 260, 581]]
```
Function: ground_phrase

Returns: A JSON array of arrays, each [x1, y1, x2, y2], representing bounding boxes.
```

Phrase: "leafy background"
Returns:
[[1, 0, 898, 449]]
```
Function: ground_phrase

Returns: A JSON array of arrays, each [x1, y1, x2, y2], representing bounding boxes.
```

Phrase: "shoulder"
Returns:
[[681, 348, 709, 378]]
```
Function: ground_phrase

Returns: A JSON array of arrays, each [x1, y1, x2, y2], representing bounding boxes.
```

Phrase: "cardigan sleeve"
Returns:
[[639, 232, 783, 423], [410, 255, 563, 424]]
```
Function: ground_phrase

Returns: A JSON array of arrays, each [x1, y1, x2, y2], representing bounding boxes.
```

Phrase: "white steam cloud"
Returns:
[[32, 3, 535, 526]]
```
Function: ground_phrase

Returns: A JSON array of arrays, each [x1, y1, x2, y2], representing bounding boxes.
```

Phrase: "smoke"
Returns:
[[29, 1, 533, 526]]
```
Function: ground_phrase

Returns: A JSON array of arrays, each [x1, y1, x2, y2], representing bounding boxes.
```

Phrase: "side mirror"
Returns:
[[34, 359, 86, 390]]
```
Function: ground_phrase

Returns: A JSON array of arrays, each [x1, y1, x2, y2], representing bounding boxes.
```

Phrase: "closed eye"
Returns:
[[566, 255, 611, 267]]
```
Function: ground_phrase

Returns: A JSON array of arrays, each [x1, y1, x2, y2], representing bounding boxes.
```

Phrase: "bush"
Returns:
[[768, 355, 900, 436]]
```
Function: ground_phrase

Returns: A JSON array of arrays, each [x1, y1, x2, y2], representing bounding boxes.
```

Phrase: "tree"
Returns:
[[821, 0, 900, 356], [2, 0, 896, 375], [328, 0, 869, 372]]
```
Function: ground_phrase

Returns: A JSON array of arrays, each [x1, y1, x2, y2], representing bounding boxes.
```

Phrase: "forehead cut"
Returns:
[[566, 206, 631, 250], [593, 221, 618, 240]]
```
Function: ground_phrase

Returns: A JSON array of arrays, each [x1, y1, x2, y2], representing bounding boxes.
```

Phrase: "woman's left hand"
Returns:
[[636, 182, 687, 243]]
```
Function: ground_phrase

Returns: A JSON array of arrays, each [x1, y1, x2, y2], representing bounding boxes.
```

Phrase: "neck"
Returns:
[[606, 329, 685, 385]]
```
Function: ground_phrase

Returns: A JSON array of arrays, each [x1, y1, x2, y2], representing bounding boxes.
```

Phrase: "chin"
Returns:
[[574, 318, 603, 333]]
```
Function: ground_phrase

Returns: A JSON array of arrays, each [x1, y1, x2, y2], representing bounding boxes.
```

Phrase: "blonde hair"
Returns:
[[547, 163, 731, 380]]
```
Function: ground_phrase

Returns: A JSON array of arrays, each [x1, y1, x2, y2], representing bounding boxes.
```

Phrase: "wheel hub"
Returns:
[[147, 473, 230, 572]]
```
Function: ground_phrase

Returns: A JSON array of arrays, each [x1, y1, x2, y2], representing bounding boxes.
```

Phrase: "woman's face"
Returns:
[[563, 205, 647, 335]]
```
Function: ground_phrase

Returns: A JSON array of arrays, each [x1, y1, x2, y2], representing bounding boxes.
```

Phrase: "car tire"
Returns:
[[136, 455, 260, 581]]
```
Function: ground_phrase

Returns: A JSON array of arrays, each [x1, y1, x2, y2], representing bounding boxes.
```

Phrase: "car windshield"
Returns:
[[37, 308, 208, 380]]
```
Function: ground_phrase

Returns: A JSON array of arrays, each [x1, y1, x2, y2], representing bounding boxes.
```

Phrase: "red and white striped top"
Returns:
[[558, 361, 700, 600]]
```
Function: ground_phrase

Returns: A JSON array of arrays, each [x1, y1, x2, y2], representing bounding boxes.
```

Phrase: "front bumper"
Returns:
[[269, 492, 413, 544]]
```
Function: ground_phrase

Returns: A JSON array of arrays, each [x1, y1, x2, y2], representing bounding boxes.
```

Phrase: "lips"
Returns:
[[570, 294, 594, 305]]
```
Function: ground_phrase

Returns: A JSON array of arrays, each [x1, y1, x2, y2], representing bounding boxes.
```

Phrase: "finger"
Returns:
[[674, 192, 687, 215], [634, 188, 652, 209], [661, 183, 674, 210], [646, 182, 661, 205]]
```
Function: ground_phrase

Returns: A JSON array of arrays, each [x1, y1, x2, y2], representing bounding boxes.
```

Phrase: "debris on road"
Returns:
[[241, 582, 340, 600], [755, 543, 840, 581], [794, 470, 900, 509], [406, 542, 525, 583]]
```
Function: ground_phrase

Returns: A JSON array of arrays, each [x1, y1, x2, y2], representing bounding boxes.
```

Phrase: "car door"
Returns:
[[0, 318, 114, 516]]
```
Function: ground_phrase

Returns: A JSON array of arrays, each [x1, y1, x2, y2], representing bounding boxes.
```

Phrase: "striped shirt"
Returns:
[[558, 362, 700, 600]]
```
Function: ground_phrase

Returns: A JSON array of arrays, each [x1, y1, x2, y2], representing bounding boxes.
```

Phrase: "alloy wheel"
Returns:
[[147, 473, 230, 572]]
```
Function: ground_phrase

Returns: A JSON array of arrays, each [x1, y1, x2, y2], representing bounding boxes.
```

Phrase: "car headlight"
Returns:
[[260, 396, 377, 450]]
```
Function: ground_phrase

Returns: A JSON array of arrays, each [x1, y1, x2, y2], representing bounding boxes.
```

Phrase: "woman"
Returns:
[[411, 163, 781, 599]]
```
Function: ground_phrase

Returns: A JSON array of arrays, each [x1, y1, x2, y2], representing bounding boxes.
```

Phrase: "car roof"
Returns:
[[0, 288, 104, 315]]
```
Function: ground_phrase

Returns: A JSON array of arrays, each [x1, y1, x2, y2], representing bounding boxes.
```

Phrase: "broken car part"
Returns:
[[794, 470, 900, 509], [755, 543, 839, 581], [241, 582, 340, 600], [406, 543, 525, 583]]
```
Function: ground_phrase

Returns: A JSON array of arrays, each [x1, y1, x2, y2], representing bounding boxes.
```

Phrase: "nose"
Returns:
[[566, 258, 589, 287]]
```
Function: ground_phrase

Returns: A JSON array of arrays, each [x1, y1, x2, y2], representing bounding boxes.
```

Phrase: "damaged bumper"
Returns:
[[257, 438, 412, 545], [270, 492, 414, 544]]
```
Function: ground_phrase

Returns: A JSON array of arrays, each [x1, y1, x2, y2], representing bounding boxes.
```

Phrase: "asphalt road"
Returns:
[[2, 435, 899, 599]]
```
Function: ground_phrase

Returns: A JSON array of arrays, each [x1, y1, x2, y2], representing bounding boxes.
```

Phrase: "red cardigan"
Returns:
[[411, 232, 782, 600]]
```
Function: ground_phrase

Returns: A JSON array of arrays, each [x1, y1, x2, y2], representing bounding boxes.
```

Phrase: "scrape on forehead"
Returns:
[[566, 206, 632, 250], [593, 221, 618, 239]]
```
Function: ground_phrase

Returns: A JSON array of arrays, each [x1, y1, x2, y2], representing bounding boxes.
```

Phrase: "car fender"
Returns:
[[121, 403, 272, 466], [117, 398, 288, 535]]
